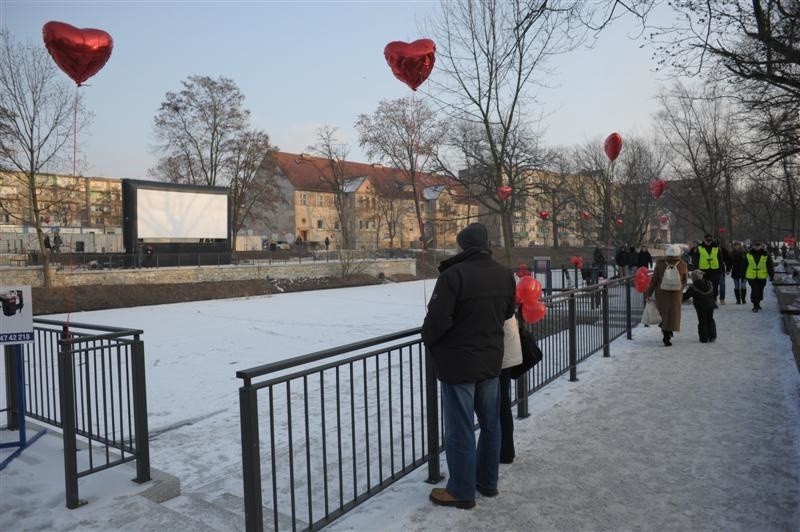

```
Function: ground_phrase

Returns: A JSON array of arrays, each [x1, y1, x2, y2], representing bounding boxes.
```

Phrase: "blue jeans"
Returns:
[[441, 377, 501, 501], [733, 277, 746, 289]]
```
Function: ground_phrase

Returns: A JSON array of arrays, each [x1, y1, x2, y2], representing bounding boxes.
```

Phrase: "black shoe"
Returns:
[[700, 339, 708, 343], [500, 456, 514, 464], [476, 484, 499, 497], [752, 307, 758, 312]]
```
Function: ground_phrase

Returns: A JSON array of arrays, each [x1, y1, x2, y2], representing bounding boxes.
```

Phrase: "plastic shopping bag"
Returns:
[[641, 299, 662, 326]]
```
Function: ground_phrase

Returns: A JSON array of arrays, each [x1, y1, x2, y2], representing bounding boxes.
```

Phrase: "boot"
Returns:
[[741, 288, 746, 303], [734, 289, 741, 304], [662, 330, 672, 347]]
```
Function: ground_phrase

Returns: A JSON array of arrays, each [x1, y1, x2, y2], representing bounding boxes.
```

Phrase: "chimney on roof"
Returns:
[[300, 153, 312, 160], [371, 163, 383, 168]]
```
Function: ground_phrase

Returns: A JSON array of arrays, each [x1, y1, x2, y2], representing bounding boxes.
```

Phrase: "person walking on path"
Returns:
[[745, 240, 774, 312], [422, 222, 516, 509], [692, 234, 726, 305], [614, 244, 630, 278], [730, 241, 748, 304], [645, 244, 688, 346], [593, 245, 608, 278], [636, 245, 653, 269], [683, 270, 717, 343]]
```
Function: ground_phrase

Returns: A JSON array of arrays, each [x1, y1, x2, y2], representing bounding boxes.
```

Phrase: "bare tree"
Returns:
[[615, 136, 668, 246], [656, 82, 740, 237], [0, 30, 91, 286], [355, 97, 446, 249], [228, 130, 279, 251], [151, 75, 248, 186], [651, 1, 800, 101], [308, 126, 355, 249]]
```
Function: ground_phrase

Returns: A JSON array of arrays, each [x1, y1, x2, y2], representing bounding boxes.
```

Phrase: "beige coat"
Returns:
[[645, 258, 688, 332]]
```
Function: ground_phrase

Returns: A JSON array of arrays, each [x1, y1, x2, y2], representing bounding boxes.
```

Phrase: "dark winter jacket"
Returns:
[[636, 250, 653, 268], [422, 249, 516, 384], [593, 247, 607, 267], [683, 278, 716, 311], [614, 247, 629, 267], [730, 248, 748, 279]]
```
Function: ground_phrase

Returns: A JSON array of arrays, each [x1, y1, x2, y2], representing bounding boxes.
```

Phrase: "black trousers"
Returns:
[[748, 278, 767, 304], [695, 307, 716, 342], [499, 370, 514, 463]]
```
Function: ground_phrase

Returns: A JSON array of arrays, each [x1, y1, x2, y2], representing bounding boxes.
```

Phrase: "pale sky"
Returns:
[[1, 1, 676, 181]]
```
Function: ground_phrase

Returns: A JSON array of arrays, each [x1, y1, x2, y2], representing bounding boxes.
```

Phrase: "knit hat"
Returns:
[[665, 244, 682, 257], [456, 223, 490, 251], [690, 270, 704, 282]]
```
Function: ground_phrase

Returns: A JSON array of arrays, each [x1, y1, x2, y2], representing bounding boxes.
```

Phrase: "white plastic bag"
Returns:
[[502, 315, 523, 369], [641, 299, 662, 326]]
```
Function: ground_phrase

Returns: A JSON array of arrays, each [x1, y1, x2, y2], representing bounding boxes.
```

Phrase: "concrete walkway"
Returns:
[[332, 286, 800, 531]]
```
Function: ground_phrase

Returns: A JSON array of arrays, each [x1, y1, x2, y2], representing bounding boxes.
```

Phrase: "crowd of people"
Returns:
[[420, 223, 786, 509]]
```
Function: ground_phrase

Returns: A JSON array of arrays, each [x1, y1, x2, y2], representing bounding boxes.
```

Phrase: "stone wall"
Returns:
[[0, 259, 416, 287]]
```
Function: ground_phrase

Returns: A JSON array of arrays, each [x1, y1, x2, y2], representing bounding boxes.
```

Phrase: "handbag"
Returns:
[[641, 299, 662, 326], [502, 315, 523, 369], [660, 263, 682, 291], [508, 319, 543, 379]]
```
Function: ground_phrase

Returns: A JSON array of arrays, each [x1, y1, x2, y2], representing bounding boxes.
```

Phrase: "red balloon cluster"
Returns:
[[42, 21, 113, 86], [634, 266, 650, 293], [615, 216, 624, 226], [785, 235, 797, 247], [649, 179, 666, 199], [718, 227, 727, 234], [516, 263, 531, 278], [516, 276, 546, 324], [580, 210, 590, 221], [384, 39, 436, 91], [658, 214, 670, 226], [604, 133, 623, 162], [498, 186, 512, 201], [569, 255, 584, 269], [539, 210, 550, 221]]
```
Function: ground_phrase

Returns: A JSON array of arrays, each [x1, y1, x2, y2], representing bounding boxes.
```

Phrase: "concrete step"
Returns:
[[163, 493, 246, 532], [97, 494, 219, 532]]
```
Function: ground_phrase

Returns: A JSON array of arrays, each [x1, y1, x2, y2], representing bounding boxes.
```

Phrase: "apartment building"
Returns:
[[260, 152, 477, 250]]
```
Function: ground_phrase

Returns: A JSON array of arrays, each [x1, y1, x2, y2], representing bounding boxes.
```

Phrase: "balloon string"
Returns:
[[411, 90, 428, 308], [66, 86, 79, 329]]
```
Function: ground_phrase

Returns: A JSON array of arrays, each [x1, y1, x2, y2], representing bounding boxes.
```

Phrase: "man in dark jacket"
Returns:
[[745, 240, 775, 312], [614, 245, 629, 277], [422, 222, 516, 509], [636, 245, 653, 269]]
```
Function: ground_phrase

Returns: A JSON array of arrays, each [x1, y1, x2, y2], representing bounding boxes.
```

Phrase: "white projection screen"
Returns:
[[136, 188, 228, 239]]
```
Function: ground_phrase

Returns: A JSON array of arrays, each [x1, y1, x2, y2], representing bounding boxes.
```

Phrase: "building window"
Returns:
[[317, 194, 324, 206], [317, 219, 323, 229], [300, 192, 308, 206], [334, 221, 340, 230], [359, 220, 364, 229]]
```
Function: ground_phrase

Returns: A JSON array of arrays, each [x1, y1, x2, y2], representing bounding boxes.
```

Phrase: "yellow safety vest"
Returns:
[[745, 254, 768, 280], [698, 246, 719, 269]]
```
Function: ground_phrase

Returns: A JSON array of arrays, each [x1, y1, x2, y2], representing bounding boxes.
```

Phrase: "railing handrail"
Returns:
[[236, 327, 421, 385], [33, 317, 143, 336]]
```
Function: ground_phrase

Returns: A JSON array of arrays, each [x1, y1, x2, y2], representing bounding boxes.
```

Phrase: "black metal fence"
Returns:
[[237, 276, 644, 531], [3, 319, 150, 508]]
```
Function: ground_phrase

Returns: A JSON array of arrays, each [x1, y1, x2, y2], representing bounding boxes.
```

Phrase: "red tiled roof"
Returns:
[[270, 151, 466, 200]]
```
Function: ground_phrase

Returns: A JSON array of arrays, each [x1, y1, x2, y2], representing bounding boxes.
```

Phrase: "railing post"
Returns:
[[602, 285, 611, 357], [515, 370, 530, 419], [568, 294, 578, 382], [4, 345, 19, 429], [625, 278, 633, 340], [58, 326, 84, 508], [424, 347, 442, 483], [131, 335, 151, 483], [240, 383, 264, 532]]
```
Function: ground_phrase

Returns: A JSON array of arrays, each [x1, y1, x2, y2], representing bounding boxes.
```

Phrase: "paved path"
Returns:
[[2, 285, 798, 531], [332, 286, 800, 532]]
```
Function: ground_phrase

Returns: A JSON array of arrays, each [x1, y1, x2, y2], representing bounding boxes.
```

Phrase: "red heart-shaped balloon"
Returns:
[[498, 186, 512, 201], [649, 179, 666, 199], [604, 132, 623, 162], [43, 21, 113, 86], [384, 39, 436, 91]]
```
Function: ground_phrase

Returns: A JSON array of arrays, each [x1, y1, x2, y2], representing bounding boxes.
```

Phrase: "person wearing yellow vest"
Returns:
[[745, 240, 774, 312], [692, 234, 728, 306]]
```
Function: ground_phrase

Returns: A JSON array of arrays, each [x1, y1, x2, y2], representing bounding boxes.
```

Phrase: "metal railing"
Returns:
[[237, 276, 643, 531], [3, 319, 150, 508]]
